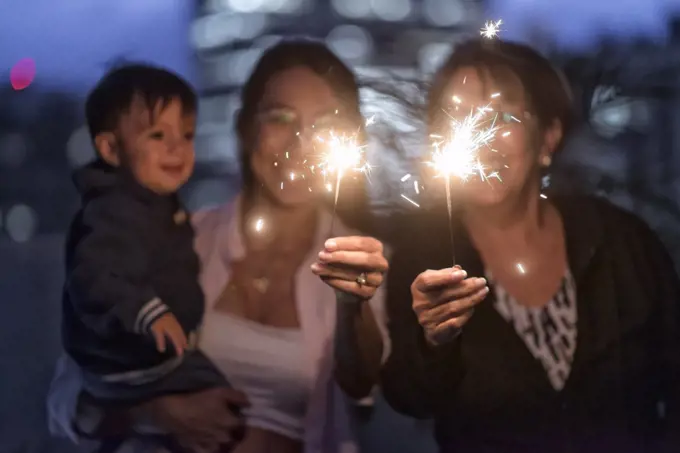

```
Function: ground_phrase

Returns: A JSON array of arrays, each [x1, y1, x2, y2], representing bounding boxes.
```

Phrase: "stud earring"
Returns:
[[540, 155, 552, 167]]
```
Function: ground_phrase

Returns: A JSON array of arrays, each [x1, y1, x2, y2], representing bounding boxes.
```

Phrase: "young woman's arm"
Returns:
[[333, 293, 387, 399], [311, 236, 390, 399]]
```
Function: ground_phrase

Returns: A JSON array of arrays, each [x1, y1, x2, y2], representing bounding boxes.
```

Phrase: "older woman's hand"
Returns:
[[412, 267, 489, 346], [311, 236, 388, 300]]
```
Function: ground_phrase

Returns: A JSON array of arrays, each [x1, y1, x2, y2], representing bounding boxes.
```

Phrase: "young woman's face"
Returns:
[[435, 66, 561, 208], [249, 66, 351, 207]]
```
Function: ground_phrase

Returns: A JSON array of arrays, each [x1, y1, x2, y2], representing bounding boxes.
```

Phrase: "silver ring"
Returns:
[[356, 272, 368, 287]]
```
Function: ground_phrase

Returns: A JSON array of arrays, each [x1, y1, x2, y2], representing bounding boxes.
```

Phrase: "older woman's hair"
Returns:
[[428, 39, 574, 153], [235, 39, 369, 228]]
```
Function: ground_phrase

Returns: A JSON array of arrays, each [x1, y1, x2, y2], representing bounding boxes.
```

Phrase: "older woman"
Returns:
[[48, 40, 389, 453], [335, 39, 680, 453]]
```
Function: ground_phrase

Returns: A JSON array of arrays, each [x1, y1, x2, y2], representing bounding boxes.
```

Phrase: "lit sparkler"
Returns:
[[313, 124, 372, 234], [274, 113, 374, 235], [480, 19, 503, 39], [424, 94, 506, 264]]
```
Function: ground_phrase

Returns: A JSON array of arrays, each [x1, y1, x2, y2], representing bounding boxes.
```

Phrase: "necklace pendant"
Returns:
[[253, 277, 269, 293]]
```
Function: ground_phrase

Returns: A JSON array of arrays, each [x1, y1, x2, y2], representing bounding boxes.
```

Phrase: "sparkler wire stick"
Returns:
[[328, 169, 343, 235], [445, 175, 456, 264]]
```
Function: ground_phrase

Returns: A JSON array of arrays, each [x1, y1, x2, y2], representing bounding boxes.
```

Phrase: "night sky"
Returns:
[[2, 0, 680, 93]]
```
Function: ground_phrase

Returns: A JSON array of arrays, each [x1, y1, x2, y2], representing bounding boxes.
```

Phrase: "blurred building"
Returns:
[[552, 17, 680, 257], [188, 2, 482, 452], [4, 3, 680, 453], [187, 0, 484, 213]]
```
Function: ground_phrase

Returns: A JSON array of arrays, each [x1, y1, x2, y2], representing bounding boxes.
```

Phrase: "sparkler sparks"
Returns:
[[480, 19, 503, 39], [427, 102, 502, 182], [429, 97, 503, 263], [274, 114, 374, 235], [315, 131, 370, 180], [314, 125, 372, 234], [399, 86, 513, 263]]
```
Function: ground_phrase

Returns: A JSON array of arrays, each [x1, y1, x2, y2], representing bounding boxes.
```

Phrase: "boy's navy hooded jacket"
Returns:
[[62, 160, 205, 376]]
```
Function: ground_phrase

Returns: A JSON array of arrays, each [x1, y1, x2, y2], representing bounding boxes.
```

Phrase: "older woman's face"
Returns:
[[439, 66, 560, 208], [250, 66, 345, 207]]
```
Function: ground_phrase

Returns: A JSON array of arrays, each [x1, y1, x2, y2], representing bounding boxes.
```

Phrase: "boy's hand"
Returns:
[[150, 313, 187, 356]]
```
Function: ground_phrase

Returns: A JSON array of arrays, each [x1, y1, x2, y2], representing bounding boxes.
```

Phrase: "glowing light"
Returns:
[[274, 113, 374, 234], [10, 58, 36, 91], [421, 90, 511, 264], [480, 19, 502, 39], [426, 102, 501, 182], [401, 194, 420, 207], [516, 263, 526, 274], [315, 130, 370, 233], [397, 18, 513, 264], [254, 217, 265, 232], [312, 117, 373, 233]]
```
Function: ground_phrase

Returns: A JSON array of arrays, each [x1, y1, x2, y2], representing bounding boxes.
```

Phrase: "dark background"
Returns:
[[2, 1, 680, 452]]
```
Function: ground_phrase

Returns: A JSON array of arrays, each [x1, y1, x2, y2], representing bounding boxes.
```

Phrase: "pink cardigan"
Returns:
[[192, 195, 390, 453]]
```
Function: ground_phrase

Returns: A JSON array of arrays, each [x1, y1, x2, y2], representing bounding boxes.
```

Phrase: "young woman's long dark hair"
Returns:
[[235, 38, 370, 230]]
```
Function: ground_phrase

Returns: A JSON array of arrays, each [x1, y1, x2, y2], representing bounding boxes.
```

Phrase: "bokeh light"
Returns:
[[10, 58, 36, 91], [5, 204, 37, 243], [423, 0, 465, 27], [66, 126, 96, 168], [191, 13, 268, 50], [326, 25, 374, 64], [370, 0, 412, 21], [330, 0, 371, 18], [418, 42, 454, 73], [226, 0, 304, 14], [0, 134, 29, 168]]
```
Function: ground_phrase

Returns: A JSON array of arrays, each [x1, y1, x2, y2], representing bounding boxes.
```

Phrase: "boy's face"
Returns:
[[116, 96, 196, 194]]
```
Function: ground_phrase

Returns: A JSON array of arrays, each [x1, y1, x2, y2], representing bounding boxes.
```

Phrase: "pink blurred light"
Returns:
[[10, 58, 36, 91]]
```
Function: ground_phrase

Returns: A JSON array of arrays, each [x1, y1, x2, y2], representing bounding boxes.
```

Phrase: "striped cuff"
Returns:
[[133, 297, 170, 334]]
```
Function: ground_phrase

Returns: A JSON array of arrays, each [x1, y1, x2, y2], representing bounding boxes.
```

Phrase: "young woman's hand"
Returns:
[[411, 267, 488, 346], [311, 236, 388, 300], [138, 387, 249, 453]]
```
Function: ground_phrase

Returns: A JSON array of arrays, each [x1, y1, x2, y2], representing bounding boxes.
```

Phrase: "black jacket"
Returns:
[[62, 161, 205, 376], [381, 195, 680, 453]]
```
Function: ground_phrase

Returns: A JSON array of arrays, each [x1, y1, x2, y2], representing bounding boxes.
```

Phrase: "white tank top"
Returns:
[[199, 310, 314, 440]]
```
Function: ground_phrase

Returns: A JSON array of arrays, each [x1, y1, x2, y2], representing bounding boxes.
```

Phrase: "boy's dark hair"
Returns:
[[85, 63, 197, 143]]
